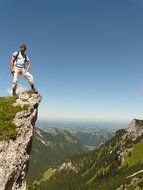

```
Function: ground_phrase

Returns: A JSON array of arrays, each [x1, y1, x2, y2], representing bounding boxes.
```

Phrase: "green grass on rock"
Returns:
[[0, 96, 28, 141]]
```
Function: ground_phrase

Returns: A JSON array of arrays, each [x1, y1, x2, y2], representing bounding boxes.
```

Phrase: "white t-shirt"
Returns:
[[13, 51, 30, 68]]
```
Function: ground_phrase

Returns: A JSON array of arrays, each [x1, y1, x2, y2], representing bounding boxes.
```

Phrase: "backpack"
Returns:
[[14, 51, 28, 63]]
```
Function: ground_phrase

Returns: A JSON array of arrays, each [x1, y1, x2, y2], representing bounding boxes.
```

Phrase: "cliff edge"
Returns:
[[0, 91, 42, 190]]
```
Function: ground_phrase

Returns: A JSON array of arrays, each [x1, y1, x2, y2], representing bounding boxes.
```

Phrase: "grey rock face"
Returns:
[[0, 91, 42, 190], [126, 119, 143, 140], [117, 119, 143, 165]]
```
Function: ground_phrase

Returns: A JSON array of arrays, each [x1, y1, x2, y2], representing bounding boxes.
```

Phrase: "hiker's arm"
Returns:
[[26, 61, 31, 72], [10, 56, 15, 73]]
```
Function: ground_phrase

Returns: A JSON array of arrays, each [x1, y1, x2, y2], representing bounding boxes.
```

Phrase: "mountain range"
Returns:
[[29, 119, 143, 190], [27, 127, 88, 187]]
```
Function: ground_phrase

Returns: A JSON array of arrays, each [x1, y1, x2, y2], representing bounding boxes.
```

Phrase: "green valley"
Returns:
[[28, 119, 143, 190], [27, 128, 88, 188]]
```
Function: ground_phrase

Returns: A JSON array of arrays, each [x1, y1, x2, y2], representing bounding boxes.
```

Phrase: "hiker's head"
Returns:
[[20, 44, 27, 52]]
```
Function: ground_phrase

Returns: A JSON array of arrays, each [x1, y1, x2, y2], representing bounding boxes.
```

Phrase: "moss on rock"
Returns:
[[0, 96, 28, 141]]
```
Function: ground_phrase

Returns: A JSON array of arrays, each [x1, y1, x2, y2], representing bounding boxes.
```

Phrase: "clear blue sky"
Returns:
[[0, 0, 143, 121]]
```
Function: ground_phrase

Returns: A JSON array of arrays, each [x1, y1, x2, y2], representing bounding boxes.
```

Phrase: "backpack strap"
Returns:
[[13, 51, 19, 62], [13, 52, 19, 67], [24, 53, 28, 63]]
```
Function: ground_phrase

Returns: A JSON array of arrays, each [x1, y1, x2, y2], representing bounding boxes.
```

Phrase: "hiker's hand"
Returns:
[[10, 68, 15, 75], [25, 69, 29, 73]]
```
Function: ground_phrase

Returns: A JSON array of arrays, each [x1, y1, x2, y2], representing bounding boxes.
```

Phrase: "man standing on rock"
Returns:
[[10, 44, 38, 96]]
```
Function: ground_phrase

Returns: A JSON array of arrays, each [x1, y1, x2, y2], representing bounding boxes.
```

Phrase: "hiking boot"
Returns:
[[12, 89, 17, 97], [31, 84, 38, 94], [32, 88, 38, 94]]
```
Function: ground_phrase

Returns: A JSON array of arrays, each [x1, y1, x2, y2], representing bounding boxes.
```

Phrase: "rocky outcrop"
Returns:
[[126, 119, 143, 140], [0, 91, 42, 190], [117, 119, 143, 163], [58, 161, 79, 173]]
